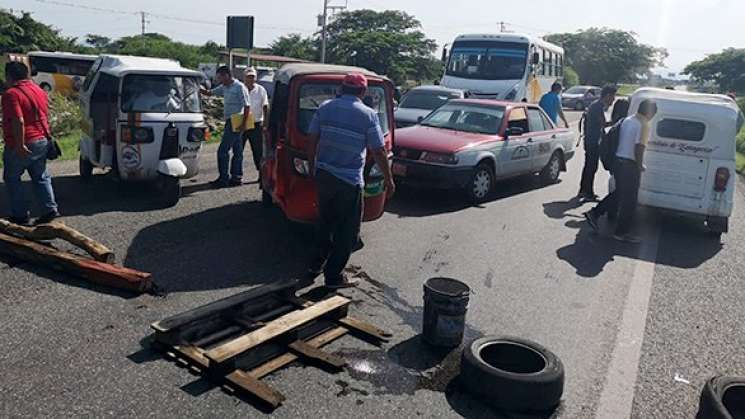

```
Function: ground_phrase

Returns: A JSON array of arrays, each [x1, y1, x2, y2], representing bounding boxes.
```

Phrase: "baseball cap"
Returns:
[[244, 67, 257, 77], [342, 72, 367, 89]]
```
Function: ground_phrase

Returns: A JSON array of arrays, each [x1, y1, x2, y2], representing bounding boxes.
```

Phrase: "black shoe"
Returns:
[[229, 178, 243, 187], [210, 178, 229, 189], [353, 238, 364, 252], [307, 259, 326, 279], [34, 210, 60, 226], [8, 216, 31, 226], [584, 210, 599, 232]]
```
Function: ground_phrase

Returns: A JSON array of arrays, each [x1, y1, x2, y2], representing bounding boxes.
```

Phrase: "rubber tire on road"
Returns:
[[261, 189, 273, 208], [160, 176, 181, 207], [40, 83, 52, 93], [540, 152, 562, 185], [460, 336, 565, 412], [466, 162, 494, 204], [575, 101, 585, 111], [696, 376, 745, 419], [79, 156, 93, 179]]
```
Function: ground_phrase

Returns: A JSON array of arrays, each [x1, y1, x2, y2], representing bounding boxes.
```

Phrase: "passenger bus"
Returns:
[[27, 51, 98, 96], [441, 33, 564, 103]]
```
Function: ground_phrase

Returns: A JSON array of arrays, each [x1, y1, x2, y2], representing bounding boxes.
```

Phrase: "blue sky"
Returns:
[[5, 0, 744, 73]]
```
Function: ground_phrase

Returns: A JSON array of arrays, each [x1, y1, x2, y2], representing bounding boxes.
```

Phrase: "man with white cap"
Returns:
[[242, 67, 269, 180]]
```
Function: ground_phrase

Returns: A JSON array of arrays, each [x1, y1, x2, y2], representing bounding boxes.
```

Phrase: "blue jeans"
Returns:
[[217, 120, 244, 181], [3, 139, 58, 219]]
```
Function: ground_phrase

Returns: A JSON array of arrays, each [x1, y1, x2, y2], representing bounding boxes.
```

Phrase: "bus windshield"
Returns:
[[121, 75, 201, 113], [446, 41, 528, 81]]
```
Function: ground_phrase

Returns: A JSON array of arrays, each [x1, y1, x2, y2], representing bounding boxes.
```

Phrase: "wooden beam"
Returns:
[[288, 340, 346, 370], [0, 220, 115, 263], [337, 317, 392, 342], [0, 232, 151, 293], [250, 326, 348, 379], [205, 296, 350, 364]]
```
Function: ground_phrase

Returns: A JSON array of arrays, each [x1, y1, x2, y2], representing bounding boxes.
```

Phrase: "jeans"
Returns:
[[242, 121, 263, 174], [593, 158, 640, 236], [315, 169, 363, 285], [217, 120, 244, 181], [579, 141, 600, 196], [3, 139, 58, 219]]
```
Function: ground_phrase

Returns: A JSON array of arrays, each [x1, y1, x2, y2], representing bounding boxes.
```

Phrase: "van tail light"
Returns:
[[714, 167, 730, 192]]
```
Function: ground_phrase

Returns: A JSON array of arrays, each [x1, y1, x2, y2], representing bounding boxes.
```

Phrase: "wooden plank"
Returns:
[[287, 340, 346, 369], [250, 326, 348, 379], [205, 295, 350, 364], [0, 219, 115, 263], [337, 317, 392, 342]]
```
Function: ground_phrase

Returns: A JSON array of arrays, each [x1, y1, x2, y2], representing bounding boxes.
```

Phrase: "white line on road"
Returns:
[[595, 226, 661, 419]]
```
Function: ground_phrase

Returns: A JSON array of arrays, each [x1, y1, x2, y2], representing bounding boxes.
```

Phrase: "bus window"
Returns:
[[542, 49, 548, 75]]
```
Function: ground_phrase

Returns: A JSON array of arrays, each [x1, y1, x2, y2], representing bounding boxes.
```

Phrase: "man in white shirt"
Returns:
[[242, 67, 270, 180], [584, 99, 658, 243]]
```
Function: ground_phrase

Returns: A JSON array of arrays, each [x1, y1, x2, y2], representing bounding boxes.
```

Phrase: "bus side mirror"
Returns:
[[417, 116, 424, 123], [441, 47, 448, 63], [532, 52, 540, 65]]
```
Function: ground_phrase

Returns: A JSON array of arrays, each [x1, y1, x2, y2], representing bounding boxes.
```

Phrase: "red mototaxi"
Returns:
[[261, 64, 395, 223]]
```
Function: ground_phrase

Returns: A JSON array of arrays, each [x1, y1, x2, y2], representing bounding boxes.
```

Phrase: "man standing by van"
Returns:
[[584, 99, 657, 243], [539, 82, 570, 128], [242, 67, 269, 180], [201, 66, 250, 187], [305, 73, 395, 289], [2, 62, 60, 226], [578, 85, 617, 201]]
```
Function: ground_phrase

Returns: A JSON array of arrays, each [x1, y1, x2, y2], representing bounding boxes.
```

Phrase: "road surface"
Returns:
[[1, 111, 743, 418]]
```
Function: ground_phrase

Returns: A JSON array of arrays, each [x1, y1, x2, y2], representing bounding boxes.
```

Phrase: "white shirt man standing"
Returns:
[[242, 67, 270, 180]]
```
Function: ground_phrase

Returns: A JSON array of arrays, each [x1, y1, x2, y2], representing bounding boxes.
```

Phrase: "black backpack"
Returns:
[[599, 119, 624, 171]]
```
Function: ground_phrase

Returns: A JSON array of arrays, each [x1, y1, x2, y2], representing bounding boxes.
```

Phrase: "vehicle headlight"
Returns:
[[421, 152, 458, 165], [292, 157, 310, 176], [121, 126, 154, 143]]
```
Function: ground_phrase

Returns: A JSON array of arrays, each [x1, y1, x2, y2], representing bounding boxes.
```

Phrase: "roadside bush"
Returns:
[[737, 128, 745, 155], [47, 92, 82, 137], [737, 97, 745, 115]]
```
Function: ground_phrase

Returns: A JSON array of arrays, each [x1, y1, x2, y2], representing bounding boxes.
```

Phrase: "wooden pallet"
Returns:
[[150, 281, 390, 409]]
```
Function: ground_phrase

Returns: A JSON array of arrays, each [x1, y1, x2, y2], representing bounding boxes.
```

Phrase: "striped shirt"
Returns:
[[309, 95, 385, 186]]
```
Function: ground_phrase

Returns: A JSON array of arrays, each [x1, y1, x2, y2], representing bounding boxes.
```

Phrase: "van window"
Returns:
[[656, 118, 706, 142], [297, 83, 389, 135]]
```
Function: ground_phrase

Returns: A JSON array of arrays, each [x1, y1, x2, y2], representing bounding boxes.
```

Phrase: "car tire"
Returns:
[[575, 101, 585, 111], [40, 83, 52, 93], [460, 336, 565, 412], [707, 216, 728, 236], [466, 162, 494, 204], [79, 156, 93, 179], [696, 376, 745, 419], [540, 152, 562, 185], [160, 175, 181, 207]]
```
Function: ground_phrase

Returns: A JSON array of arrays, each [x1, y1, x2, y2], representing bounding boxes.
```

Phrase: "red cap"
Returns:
[[342, 72, 368, 89]]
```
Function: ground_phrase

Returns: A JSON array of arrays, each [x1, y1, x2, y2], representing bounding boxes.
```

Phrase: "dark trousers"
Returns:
[[242, 121, 263, 173], [315, 169, 363, 284], [593, 158, 641, 236], [579, 141, 600, 196]]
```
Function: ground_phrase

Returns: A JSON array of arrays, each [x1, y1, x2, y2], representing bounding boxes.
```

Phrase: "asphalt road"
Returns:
[[1, 111, 744, 418]]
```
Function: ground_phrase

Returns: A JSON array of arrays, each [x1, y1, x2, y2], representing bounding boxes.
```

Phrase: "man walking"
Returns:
[[584, 99, 657, 243], [578, 85, 617, 201], [2, 62, 59, 226], [539, 82, 569, 128], [241, 67, 269, 180], [201, 66, 250, 188], [305, 73, 395, 289]]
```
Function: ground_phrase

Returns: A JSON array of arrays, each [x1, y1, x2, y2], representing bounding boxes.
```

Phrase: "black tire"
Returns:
[[460, 336, 564, 412], [697, 376, 745, 419], [261, 189, 273, 208], [466, 162, 494, 204], [540, 152, 563, 185], [575, 101, 585, 111], [707, 216, 728, 236], [40, 83, 52, 93], [79, 156, 93, 179], [160, 176, 181, 207]]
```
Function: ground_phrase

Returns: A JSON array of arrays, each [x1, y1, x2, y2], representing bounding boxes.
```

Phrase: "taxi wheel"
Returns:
[[540, 152, 562, 185], [466, 162, 494, 204], [160, 176, 181, 207], [79, 156, 93, 179]]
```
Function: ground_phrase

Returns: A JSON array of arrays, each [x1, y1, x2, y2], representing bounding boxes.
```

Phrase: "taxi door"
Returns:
[[498, 107, 533, 176]]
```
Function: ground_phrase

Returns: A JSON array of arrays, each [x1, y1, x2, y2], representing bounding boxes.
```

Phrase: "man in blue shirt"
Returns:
[[539, 82, 569, 128], [305, 73, 395, 289], [201, 66, 250, 187]]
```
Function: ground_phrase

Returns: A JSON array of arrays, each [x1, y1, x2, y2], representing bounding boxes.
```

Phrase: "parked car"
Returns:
[[392, 99, 575, 203], [395, 86, 464, 128], [561, 85, 601, 110]]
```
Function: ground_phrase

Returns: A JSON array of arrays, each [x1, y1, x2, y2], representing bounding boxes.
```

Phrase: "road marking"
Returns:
[[595, 225, 660, 419]]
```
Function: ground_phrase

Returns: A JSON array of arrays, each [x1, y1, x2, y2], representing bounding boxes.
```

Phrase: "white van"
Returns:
[[630, 88, 744, 235]]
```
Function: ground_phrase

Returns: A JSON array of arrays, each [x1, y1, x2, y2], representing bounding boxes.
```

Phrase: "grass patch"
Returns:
[[0, 129, 81, 169], [617, 84, 640, 97], [737, 128, 745, 174]]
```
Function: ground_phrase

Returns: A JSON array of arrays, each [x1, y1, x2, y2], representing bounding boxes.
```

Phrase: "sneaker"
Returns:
[[613, 234, 641, 244], [34, 210, 60, 226], [584, 211, 599, 232], [228, 178, 243, 187], [210, 178, 229, 189], [7, 216, 31, 226], [325, 275, 360, 289]]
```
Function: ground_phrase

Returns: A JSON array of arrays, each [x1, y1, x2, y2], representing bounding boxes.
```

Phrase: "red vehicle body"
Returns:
[[261, 64, 395, 223]]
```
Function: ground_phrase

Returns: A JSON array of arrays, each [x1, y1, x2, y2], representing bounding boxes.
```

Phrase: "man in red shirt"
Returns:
[[2, 62, 59, 225]]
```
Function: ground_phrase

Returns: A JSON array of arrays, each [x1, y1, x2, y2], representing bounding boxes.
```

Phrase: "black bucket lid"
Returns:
[[424, 277, 470, 298]]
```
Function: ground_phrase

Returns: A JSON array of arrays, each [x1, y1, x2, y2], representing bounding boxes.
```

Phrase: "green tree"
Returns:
[[85, 34, 112, 51], [0, 9, 81, 54], [269, 34, 317, 61], [683, 48, 745, 94], [107, 33, 214, 68], [546, 28, 667, 85], [563, 67, 579, 88]]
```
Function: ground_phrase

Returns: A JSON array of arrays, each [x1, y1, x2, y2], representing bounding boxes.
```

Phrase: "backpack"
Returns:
[[599, 119, 624, 172]]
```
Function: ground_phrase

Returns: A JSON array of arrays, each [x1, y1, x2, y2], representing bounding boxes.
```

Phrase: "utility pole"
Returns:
[[320, 0, 329, 63], [499, 21, 506, 33], [140, 11, 149, 35]]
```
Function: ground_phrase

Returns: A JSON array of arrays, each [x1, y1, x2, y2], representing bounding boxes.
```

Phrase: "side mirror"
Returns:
[[31, 70, 39, 77], [505, 126, 524, 138], [441, 47, 449, 63], [417, 116, 424, 123], [532, 52, 540, 65]]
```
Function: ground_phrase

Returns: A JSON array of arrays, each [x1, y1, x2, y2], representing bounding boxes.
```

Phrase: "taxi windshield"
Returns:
[[121, 75, 201, 113]]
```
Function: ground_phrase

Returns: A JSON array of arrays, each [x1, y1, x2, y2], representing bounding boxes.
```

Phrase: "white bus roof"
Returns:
[[27, 51, 98, 61], [97, 55, 203, 78], [453, 33, 564, 53]]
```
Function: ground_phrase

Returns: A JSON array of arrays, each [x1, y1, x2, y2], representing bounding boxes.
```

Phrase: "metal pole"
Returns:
[[320, 0, 329, 63], [141, 12, 146, 35]]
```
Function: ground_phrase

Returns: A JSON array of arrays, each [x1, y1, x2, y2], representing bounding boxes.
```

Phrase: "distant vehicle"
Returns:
[[632, 88, 744, 236], [78, 55, 208, 206], [392, 99, 575, 203], [27, 51, 97, 96], [440, 33, 564, 103], [395, 86, 465, 129], [561, 85, 601, 111]]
